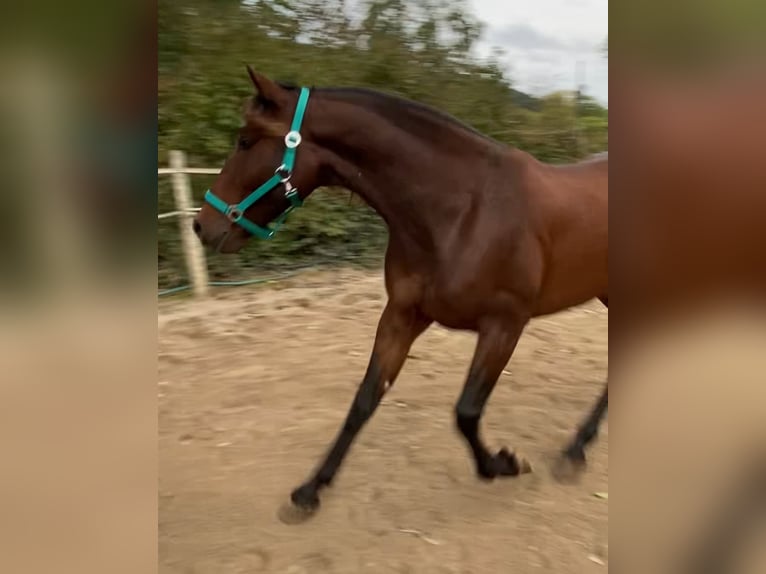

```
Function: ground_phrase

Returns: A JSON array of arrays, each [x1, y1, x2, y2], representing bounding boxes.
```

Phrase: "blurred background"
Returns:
[[158, 0, 608, 290], [0, 2, 157, 573]]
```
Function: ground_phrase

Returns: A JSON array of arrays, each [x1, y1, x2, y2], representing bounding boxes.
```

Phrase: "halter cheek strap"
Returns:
[[204, 87, 310, 240]]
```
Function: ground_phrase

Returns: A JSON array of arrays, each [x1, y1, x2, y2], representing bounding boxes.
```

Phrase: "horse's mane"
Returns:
[[275, 82, 500, 146]]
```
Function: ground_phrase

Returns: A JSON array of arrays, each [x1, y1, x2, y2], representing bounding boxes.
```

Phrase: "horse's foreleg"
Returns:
[[289, 302, 431, 513], [455, 316, 531, 479]]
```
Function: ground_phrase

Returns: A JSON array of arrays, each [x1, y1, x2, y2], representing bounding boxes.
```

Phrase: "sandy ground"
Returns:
[[158, 268, 609, 573]]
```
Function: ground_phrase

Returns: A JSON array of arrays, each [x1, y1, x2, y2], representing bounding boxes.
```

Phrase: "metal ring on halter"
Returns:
[[284, 130, 302, 148], [275, 164, 291, 183], [226, 207, 243, 222]]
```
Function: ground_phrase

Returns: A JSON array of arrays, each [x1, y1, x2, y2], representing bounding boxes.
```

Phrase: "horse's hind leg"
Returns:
[[455, 317, 532, 479], [552, 294, 608, 483], [561, 385, 608, 464]]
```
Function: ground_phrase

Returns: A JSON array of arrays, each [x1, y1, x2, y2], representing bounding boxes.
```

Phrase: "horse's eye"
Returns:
[[237, 136, 253, 150]]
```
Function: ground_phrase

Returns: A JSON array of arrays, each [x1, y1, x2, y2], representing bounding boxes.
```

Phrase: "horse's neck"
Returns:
[[312, 98, 490, 247]]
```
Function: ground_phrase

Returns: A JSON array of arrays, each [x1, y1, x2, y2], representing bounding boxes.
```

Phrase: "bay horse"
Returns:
[[193, 68, 608, 516]]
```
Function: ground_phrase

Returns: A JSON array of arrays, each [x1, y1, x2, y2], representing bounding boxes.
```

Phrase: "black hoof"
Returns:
[[291, 484, 320, 510], [478, 448, 532, 480], [551, 447, 587, 484], [277, 485, 321, 525]]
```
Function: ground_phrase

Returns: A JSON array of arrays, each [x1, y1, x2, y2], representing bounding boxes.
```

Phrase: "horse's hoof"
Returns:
[[292, 485, 320, 510], [551, 451, 586, 484], [277, 501, 317, 525], [277, 485, 320, 525], [277, 503, 316, 525], [496, 447, 532, 477]]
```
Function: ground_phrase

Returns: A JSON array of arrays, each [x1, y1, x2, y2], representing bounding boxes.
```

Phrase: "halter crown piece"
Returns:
[[204, 87, 310, 240]]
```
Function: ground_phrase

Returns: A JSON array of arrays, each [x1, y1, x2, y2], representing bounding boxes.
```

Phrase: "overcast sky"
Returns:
[[470, 0, 608, 104]]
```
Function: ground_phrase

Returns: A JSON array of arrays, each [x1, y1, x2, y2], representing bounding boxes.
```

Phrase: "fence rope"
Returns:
[[158, 260, 362, 297], [158, 207, 201, 220], [158, 255, 378, 297], [158, 167, 219, 175], [158, 269, 305, 297]]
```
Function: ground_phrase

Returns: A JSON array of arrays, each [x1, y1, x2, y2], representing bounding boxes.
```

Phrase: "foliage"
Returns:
[[158, 0, 608, 287], [610, 0, 766, 70]]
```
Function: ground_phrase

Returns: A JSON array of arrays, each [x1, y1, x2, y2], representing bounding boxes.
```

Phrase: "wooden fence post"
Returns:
[[170, 150, 209, 297]]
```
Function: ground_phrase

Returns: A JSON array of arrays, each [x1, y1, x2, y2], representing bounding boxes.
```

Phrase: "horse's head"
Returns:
[[194, 67, 325, 252]]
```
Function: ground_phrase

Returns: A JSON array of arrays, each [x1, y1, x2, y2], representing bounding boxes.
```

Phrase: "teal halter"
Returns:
[[204, 87, 310, 240]]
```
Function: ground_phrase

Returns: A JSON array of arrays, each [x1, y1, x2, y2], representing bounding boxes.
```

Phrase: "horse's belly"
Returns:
[[534, 255, 607, 316], [534, 286, 604, 316]]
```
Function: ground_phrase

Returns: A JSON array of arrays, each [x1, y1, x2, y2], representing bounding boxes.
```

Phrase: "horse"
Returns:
[[193, 67, 608, 516]]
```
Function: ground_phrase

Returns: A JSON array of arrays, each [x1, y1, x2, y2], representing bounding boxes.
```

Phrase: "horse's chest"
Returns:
[[418, 273, 482, 330], [386, 249, 496, 330]]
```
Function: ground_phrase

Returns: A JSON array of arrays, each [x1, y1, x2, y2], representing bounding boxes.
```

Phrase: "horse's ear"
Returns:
[[246, 65, 287, 107]]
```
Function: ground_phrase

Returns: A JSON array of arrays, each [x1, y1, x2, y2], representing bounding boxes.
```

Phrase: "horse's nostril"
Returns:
[[192, 219, 202, 236]]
